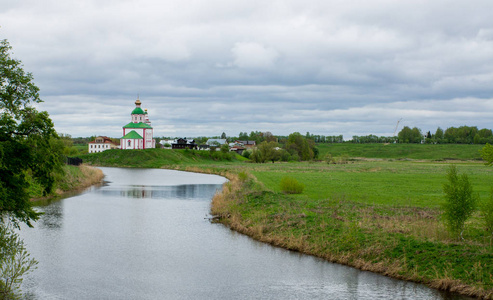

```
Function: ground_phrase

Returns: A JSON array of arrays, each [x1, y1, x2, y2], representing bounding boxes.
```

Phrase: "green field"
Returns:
[[316, 143, 484, 160], [82, 144, 493, 298], [250, 161, 493, 207]]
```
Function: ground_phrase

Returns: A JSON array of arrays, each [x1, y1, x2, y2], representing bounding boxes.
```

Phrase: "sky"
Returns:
[[2, 0, 493, 139]]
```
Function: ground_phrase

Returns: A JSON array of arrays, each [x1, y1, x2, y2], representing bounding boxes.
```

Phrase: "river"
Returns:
[[18, 167, 471, 299]]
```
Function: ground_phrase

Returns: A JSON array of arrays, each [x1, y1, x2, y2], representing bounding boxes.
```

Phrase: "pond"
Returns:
[[19, 167, 471, 299]]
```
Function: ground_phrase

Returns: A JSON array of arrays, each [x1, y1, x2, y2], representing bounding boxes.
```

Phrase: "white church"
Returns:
[[120, 98, 156, 150]]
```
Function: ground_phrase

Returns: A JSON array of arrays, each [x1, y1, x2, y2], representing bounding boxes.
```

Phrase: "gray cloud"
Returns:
[[2, 0, 493, 138]]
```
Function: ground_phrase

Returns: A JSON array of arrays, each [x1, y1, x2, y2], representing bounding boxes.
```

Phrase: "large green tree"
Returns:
[[397, 126, 422, 143], [285, 132, 315, 161], [1, 39, 62, 227]]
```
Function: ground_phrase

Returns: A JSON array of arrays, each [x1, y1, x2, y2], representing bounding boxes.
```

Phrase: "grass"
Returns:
[[316, 143, 485, 160], [29, 165, 104, 202], [73, 144, 88, 154], [250, 161, 493, 207], [81, 144, 493, 299]]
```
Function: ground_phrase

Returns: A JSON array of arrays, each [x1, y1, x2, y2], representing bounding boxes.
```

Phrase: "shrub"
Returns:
[[442, 165, 478, 239], [290, 153, 300, 162], [220, 144, 230, 154], [242, 150, 251, 159], [280, 177, 305, 194], [280, 150, 290, 162]]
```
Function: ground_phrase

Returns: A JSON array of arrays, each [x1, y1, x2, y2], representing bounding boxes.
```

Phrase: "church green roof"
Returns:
[[122, 130, 143, 139], [123, 122, 152, 129], [132, 107, 145, 115]]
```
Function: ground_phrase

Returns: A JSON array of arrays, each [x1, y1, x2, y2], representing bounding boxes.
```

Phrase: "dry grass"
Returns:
[[78, 165, 104, 188]]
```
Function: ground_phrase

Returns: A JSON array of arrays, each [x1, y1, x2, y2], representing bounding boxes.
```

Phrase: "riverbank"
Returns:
[[30, 165, 104, 202], [209, 167, 492, 300]]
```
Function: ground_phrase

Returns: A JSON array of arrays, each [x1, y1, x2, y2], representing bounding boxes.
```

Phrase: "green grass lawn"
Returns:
[[251, 161, 493, 207]]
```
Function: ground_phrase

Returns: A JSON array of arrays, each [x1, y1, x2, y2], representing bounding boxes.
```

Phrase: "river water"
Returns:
[[18, 167, 471, 299]]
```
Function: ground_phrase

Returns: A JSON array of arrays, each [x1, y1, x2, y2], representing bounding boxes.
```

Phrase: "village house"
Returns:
[[120, 98, 156, 150], [235, 140, 256, 149], [88, 136, 119, 153], [229, 142, 245, 154], [172, 138, 197, 149], [159, 139, 175, 149]]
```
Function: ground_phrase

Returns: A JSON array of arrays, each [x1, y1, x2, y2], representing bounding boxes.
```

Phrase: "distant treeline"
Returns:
[[72, 125, 493, 148], [316, 126, 493, 144], [396, 126, 493, 144]]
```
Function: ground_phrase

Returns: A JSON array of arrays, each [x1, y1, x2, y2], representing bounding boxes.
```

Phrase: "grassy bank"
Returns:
[[28, 165, 104, 201], [211, 162, 493, 299], [80, 148, 246, 168], [81, 145, 493, 299]]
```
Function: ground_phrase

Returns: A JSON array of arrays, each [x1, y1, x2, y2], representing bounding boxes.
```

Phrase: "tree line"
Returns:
[[397, 125, 493, 144], [349, 125, 493, 144]]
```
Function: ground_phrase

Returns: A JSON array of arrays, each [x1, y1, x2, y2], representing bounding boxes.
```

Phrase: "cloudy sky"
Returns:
[[2, 0, 493, 139]]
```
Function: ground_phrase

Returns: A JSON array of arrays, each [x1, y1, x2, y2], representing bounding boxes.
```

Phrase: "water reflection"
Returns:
[[37, 200, 64, 230], [97, 184, 221, 200], [18, 168, 473, 300]]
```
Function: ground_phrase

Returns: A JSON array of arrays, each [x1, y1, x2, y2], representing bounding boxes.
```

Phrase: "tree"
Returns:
[[285, 132, 315, 161], [221, 132, 227, 139], [435, 127, 444, 143], [442, 165, 478, 239], [238, 132, 248, 140], [0, 222, 38, 298], [250, 141, 278, 163], [1, 39, 62, 227], [263, 131, 276, 143], [398, 126, 422, 143], [480, 143, 493, 166]]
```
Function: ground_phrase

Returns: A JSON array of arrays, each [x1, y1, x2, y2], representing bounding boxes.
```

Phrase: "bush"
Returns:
[[290, 153, 300, 162], [280, 150, 290, 162], [220, 144, 230, 154], [242, 150, 251, 159], [442, 165, 478, 239], [280, 177, 305, 194]]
